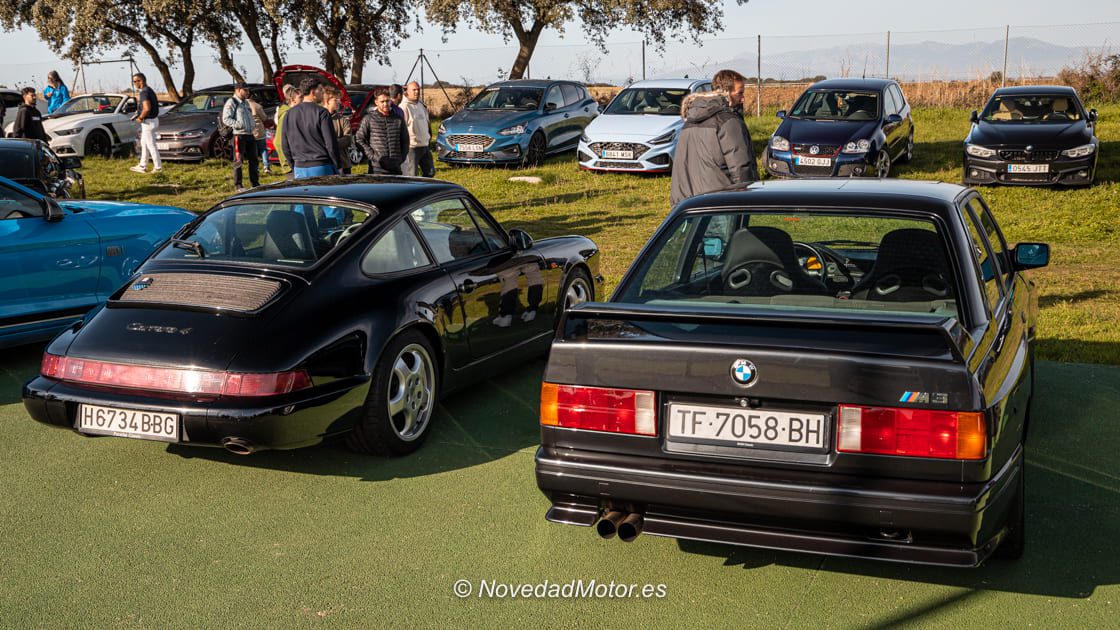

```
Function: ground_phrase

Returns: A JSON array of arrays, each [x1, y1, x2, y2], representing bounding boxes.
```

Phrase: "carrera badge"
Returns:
[[730, 359, 758, 387]]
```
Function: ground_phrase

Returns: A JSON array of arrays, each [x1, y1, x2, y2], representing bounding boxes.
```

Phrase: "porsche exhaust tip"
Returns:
[[596, 510, 626, 539], [221, 437, 256, 455], [617, 513, 644, 542]]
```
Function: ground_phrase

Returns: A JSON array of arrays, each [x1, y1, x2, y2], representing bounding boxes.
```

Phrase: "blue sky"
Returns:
[[1, 0, 1118, 90]]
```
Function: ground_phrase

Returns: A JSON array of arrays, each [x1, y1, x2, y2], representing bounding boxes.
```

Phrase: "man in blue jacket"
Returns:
[[222, 82, 259, 191]]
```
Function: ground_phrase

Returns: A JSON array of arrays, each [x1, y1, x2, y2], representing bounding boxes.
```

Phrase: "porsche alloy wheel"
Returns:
[[347, 330, 439, 456]]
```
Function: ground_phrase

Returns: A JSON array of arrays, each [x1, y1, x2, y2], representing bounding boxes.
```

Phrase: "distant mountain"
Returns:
[[650, 37, 1093, 82]]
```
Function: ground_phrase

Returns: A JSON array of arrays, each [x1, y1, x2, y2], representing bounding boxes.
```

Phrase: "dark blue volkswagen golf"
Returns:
[[764, 78, 915, 179]]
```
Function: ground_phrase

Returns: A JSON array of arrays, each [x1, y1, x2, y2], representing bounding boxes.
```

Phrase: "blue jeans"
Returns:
[[256, 139, 269, 169], [294, 164, 337, 179]]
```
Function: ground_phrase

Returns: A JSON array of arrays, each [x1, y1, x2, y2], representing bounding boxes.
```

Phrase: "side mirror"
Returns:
[[702, 237, 724, 258], [1089, 108, 1098, 122], [886, 113, 903, 124], [775, 110, 786, 119], [1012, 242, 1049, 270], [42, 196, 65, 222], [61, 156, 82, 170], [544, 102, 557, 112], [508, 228, 533, 251], [969, 110, 979, 124]]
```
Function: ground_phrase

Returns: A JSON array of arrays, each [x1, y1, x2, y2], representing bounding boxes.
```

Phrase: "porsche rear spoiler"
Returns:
[[560, 302, 968, 363]]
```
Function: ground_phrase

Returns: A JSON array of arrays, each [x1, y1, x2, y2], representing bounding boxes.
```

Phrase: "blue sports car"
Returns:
[[436, 79, 598, 167], [764, 78, 915, 179], [0, 176, 194, 348]]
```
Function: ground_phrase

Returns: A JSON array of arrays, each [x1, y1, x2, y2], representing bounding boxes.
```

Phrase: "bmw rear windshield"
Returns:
[[616, 210, 959, 320], [466, 87, 544, 111]]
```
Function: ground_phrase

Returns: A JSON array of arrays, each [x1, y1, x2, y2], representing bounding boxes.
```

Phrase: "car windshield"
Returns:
[[167, 93, 230, 114], [153, 201, 373, 268], [604, 88, 689, 115], [790, 90, 881, 120], [54, 95, 122, 115], [466, 87, 544, 111], [981, 94, 1082, 123], [617, 210, 958, 320]]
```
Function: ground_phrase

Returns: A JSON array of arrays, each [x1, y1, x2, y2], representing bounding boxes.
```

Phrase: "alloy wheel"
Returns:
[[386, 343, 435, 441]]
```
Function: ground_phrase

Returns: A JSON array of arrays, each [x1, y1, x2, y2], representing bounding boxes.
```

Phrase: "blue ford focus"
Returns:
[[0, 175, 193, 348], [764, 78, 915, 179], [436, 80, 598, 167]]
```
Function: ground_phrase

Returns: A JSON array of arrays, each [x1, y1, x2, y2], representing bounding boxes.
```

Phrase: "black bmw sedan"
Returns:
[[963, 86, 1098, 186], [536, 179, 1049, 566], [764, 78, 914, 179], [23, 176, 602, 456]]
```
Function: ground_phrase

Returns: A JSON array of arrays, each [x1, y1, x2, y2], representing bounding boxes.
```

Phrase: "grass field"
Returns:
[[1, 106, 1118, 628]]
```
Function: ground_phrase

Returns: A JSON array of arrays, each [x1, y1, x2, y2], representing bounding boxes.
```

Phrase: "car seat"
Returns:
[[850, 228, 953, 302], [263, 210, 316, 261], [720, 228, 808, 296]]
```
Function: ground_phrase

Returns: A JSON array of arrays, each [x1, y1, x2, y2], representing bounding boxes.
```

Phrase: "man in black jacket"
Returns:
[[281, 79, 341, 178], [355, 89, 409, 175], [11, 87, 49, 143], [669, 69, 759, 207]]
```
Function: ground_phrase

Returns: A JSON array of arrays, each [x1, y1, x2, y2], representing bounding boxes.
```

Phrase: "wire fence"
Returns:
[[1, 21, 1116, 109]]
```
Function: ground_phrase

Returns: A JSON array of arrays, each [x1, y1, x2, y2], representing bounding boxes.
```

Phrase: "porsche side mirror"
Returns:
[[969, 110, 979, 124], [508, 228, 534, 251], [886, 114, 903, 124], [775, 110, 786, 119], [1012, 242, 1049, 270], [61, 156, 82, 170], [42, 196, 65, 222], [1089, 109, 1098, 122]]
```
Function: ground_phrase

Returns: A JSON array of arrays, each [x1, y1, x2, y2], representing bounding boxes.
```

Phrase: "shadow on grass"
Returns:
[[505, 209, 656, 239], [1094, 140, 1120, 183], [0, 343, 44, 405], [1039, 288, 1117, 307]]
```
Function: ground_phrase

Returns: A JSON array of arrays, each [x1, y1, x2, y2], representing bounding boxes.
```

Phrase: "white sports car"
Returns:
[[578, 78, 712, 174], [3, 93, 142, 158]]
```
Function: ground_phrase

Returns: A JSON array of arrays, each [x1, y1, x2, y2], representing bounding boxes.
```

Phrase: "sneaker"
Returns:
[[234, 187, 246, 193], [129, 165, 147, 173], [151, 168, 162, 174], [492, 314, 512, 328], [520, 310, 537, 323]]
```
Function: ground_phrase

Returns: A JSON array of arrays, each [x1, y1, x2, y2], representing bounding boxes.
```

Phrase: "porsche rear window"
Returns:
[[153, 201, 372, 268], [617, 211, 958, 320]]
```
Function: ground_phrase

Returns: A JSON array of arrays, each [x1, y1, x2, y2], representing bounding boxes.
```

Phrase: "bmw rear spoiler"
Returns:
[[560, 302, 968, 363]]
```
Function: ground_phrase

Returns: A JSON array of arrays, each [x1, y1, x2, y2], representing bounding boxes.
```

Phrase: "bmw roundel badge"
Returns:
[[131, 277, 155, 291], [730, 359, 757, 386]]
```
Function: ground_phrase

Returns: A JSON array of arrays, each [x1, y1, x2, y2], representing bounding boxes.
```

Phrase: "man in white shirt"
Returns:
[[400, 82, 434, 177]]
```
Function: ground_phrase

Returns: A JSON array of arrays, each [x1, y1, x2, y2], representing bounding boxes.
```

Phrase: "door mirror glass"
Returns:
[[508, 228, 533, 251], [775, 110, 786, 119], [42, 196, 65, 222], [886, 113, 903, 124], [969, 110, 979, 124], [1088, 108, 1098, 122], [702, 236, 724, 258], [1012, 242, 1049, 270]]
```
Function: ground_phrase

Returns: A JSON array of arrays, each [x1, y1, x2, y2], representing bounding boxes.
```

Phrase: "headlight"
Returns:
[[769, 135, 790, 151], [842, 139, 872, 154], [498, 124, 526, 136], [1061, 144, 1095, 158], [437, 123, 446, 135], [54, 127, 83, 136], [649, 129, 676, 145], [965, 144, 996, 158], [177, 129, 206, 139]]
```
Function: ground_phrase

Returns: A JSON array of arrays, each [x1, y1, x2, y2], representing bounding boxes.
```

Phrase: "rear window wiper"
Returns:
[[170, 238, 205, 258]]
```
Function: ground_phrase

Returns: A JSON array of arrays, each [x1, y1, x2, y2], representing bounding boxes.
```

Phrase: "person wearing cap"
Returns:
[[222, 82, 259, 191]]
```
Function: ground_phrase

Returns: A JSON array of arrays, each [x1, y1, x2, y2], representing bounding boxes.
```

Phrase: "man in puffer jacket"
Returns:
[[355, 88, 409, 175], [669, 69, 759, 207]]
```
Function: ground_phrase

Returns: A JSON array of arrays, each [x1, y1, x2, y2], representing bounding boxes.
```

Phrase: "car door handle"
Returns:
[[460, 278, 476, 293], [563, 114, 570, 118]]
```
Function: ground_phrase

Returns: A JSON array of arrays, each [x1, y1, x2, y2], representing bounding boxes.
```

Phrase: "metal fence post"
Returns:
[[1002, 25, 1009, 86], [886, 31, 891, 78], [757, 34, 762, 117], [642, 40, 646, 81]]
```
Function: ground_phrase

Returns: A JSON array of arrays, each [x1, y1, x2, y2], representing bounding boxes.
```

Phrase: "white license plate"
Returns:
[[77, 403, 179, 442], [667, 403, 826, 450], [457, 144, 485, 152], [794, 156, 831, 167], [156, 142, 171, 151], [1007, 163, 1048, 173], [602, 149, 634, 160]]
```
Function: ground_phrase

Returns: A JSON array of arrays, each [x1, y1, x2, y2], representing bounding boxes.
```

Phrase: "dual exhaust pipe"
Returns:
[[596, 510, 644, 542]]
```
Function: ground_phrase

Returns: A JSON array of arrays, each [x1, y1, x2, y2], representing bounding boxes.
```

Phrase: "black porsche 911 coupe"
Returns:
[[536, 179, 1049, 566], [23, 176, 602, 456], [963, 85, 1098, 186]]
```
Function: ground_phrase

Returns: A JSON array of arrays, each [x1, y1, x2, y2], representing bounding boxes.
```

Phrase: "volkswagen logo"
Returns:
[[730, 359, 758, 386], [809, 145, 820, 155], [131, 276, 155, 291]]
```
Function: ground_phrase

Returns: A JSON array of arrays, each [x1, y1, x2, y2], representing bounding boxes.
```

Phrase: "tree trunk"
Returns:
[[214, 38, 245, 83], [268, 16, 284, 71], [237, 3, 274, 82], [107, 21, 180, 100], [350, 42, 366, 83], [508, 21, 545, 80], [180, 41, 197, 96]]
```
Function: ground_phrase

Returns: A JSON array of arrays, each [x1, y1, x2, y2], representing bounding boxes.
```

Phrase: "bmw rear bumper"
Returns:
[[536, 446, 1022, 567], [22, 375, 370, 451]]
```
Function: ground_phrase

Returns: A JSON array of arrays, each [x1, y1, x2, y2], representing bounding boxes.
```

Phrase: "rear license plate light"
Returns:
[[837, 404, 986, 460], [540, 383, 657, 436]]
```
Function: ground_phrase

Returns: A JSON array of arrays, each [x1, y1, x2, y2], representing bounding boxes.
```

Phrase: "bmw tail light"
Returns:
[[837, 404, 986, 460], [40, 352, 312, 397], [540, 383, 657, 436]]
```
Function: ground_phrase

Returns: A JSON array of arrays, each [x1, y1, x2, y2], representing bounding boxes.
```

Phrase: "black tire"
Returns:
[[346, 329, 439, 456], [994, 459, 1025, 560], [523, 132, 546, 168], [556, 268, 594, 327], [209, 134, 232, 160], [84, 130, 111, 157], [899, 130, 914, 163]]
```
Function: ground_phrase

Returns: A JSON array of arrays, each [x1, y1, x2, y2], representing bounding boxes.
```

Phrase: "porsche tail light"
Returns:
[[837, 404, 986, 460], [540, 383, 657, 436], [40, 353, 312, 397]]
